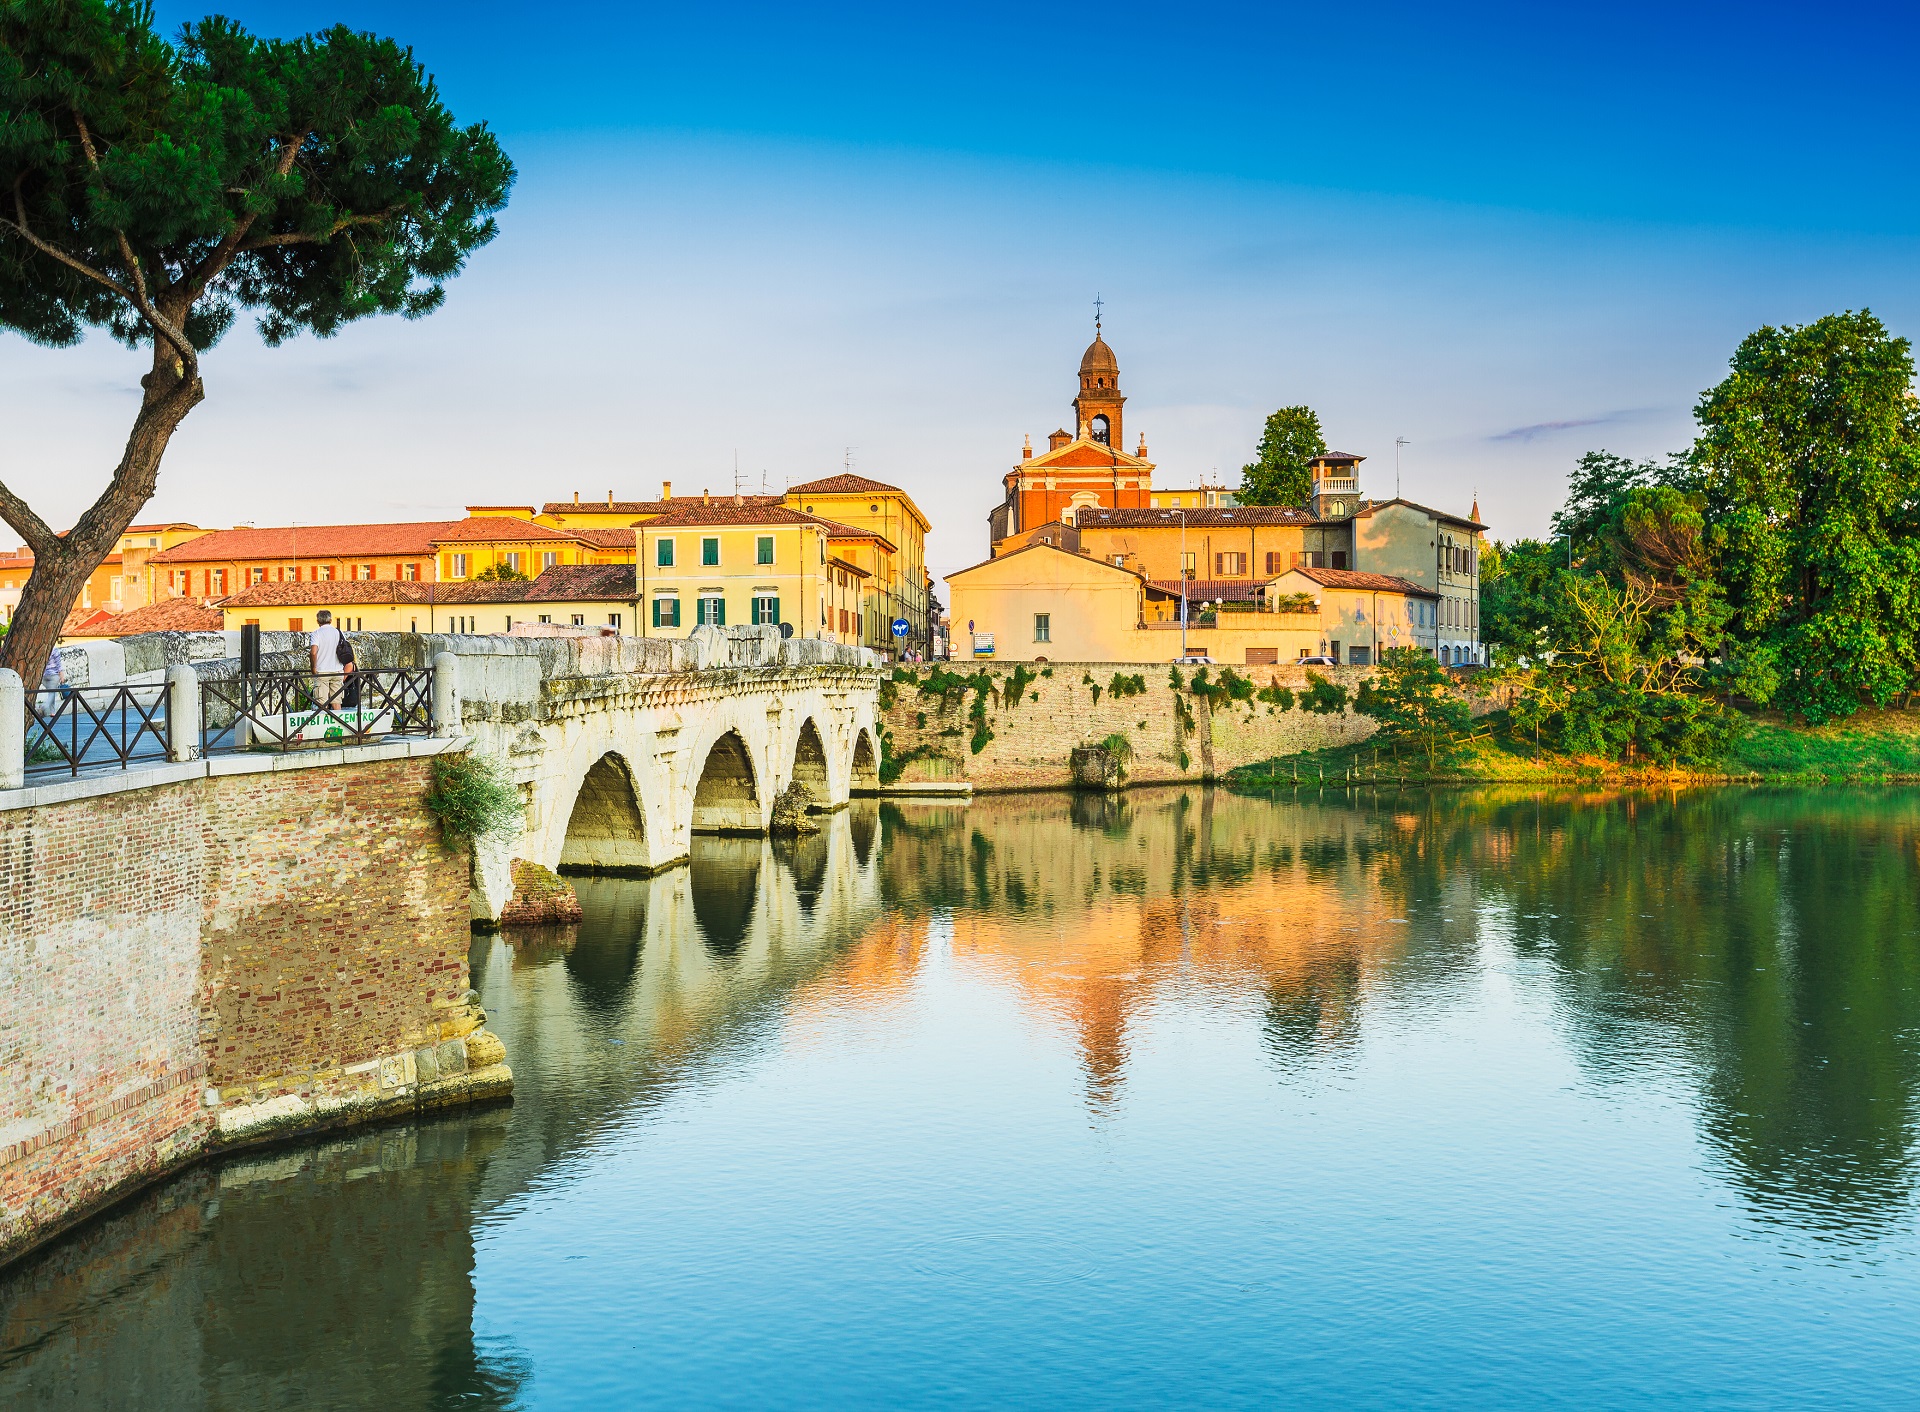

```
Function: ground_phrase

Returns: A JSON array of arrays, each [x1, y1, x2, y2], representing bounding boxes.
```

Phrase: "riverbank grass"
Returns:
[[1225, 707, 1920, 788]]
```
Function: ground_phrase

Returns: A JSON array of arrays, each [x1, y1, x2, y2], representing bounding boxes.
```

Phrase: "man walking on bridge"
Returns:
[[310, 610, 346, 710]]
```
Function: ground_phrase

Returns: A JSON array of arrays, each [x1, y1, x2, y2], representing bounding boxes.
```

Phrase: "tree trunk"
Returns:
[[2, 352, 203, 695]]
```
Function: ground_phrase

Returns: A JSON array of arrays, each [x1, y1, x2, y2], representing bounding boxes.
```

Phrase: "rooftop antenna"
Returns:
[[1395, 437, 1410, 498], [733, 449, 740, 497], [844, 446, 858, 473]]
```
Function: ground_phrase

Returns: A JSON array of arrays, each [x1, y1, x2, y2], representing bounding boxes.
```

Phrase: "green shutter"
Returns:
[[702, 537, 719, 566], [652, 598, 662, 628], [657, 539, 673, 567], [770, 597, 780, 626], [716, 596, 726, 626], [757, 536, 774, 565]]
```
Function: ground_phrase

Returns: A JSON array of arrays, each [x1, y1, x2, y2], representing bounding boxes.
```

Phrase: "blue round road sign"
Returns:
[[890, 618, 911, 638]]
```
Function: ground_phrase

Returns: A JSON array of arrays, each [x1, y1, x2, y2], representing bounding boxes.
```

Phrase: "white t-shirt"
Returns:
[[311, 624, 344, 673]]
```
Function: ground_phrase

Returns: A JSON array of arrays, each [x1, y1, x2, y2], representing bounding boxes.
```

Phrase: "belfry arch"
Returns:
[[560, 752, 649, 873], [691, 730, 763, 834]]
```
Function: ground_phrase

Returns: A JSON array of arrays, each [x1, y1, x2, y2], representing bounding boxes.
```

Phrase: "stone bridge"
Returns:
[[433, 624, 884, 922]]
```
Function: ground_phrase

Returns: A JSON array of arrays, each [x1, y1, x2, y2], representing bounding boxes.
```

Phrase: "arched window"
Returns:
[[1090, 414, 1110, 445]]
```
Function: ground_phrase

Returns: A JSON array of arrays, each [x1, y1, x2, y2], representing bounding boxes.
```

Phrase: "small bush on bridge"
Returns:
[[425, 753, 523, 848]]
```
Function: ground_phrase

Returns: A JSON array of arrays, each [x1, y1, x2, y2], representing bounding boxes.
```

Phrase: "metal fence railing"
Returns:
[[26, 684, 172, 778], [199, 668, 436, 755]]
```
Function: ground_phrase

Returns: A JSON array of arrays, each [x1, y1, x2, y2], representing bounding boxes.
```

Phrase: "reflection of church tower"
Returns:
[[1073, 324, 1125, 449]]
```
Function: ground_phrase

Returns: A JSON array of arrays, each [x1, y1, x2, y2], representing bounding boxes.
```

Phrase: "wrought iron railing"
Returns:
[[26, 684, 172, 778], [200, 668, 435, 755]]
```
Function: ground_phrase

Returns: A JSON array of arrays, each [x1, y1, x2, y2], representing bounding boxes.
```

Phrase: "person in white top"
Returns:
[[310, 610, 345, 708]]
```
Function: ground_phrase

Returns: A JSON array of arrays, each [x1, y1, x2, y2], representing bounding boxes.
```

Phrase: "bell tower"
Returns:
[[1072, 304, 1124, 450]]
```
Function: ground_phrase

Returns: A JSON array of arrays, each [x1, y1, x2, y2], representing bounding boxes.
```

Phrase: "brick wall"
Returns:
[[881, 662, 1382, 792], [0, 755, 473, 1266]]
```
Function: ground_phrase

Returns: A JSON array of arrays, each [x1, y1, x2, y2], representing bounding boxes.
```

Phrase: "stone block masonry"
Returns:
[[0, 753, 507, 1269], [880, 662, 1385, 792]]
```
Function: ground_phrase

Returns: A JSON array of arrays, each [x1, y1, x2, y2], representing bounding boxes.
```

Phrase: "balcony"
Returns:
[[1313, 477, 1359, 495]]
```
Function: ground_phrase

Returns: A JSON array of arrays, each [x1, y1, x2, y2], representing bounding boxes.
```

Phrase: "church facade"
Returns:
[[988, 328, 1156, 553]]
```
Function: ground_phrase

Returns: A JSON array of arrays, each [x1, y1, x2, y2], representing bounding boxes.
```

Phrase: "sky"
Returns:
[[7, 1, 1919, 589]]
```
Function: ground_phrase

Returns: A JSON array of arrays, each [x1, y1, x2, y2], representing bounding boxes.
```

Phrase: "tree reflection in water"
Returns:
[[6, 787, 1920, 1407]]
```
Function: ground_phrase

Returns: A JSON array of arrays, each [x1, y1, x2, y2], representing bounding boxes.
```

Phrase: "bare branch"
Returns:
[[239, 207, 400, 251], [0, 478, 63, 557]]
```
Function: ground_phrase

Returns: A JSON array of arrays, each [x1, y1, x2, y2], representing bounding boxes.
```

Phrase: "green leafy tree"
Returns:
[[1355, 646, 1472, 766], [1479, 538, 1567, 661], [1692, 310, 1920, 722], [0, 1, 513, 690], [1238, 405, 1327, 507], [1300, 670, 1348, 715], [473, 561, 529, 582]]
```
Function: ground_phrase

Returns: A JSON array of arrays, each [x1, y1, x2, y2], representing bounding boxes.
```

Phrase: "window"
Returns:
[[657, 538, 675, 568], [756, 536, 774, 566], [539, 614, 552, 624], [1331, 551, 1348, 570], [1034, 613, 1051, 643], [1181, 552, 1196, 578], [571, 614, 585, 627], [451, 554, 467, 578], [1265, 551, 1282, 576], [211, 569, 226, 593], [698, 595, 725, 626], [250, 567, 265, 585], [652, 597, 681, 628], [403, 563, 420, 582], [361, 563, 375, 580], [753, 595, 780, 625], [289, 617, 303, 632], [1215, 552, 1246, 576], [608, 612, 622, 630], [543, 551, 558, 569], [505, 553, 521, 573], [701, 537, 720, 567]]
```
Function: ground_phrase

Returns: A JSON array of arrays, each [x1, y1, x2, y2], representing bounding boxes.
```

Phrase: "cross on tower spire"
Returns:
[[1093, 292, 1104, 334]]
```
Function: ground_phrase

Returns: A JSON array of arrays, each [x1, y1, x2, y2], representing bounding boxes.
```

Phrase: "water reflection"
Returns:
[[5, 788, 1920, 1407]]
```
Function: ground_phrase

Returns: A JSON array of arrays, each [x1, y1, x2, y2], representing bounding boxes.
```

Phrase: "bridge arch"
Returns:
[[850, 727, 879, 794], [559, 750, 650, 873], [792, 717, 831, 800], [691, 728, 763, 834]]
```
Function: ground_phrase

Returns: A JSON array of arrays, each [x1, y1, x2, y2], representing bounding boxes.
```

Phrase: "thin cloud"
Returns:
[[1488, 410, 1653, 443]]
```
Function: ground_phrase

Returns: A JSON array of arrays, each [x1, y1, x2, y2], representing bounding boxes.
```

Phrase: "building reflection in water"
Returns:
[[5, 787, 1920, 1405]]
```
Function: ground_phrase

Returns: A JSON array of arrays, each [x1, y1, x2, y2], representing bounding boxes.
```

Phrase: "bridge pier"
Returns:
[[437, 627, 881, 925]]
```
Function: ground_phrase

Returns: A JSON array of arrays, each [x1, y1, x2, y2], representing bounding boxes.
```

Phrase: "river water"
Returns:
[[6, 787, 1920, 1408]]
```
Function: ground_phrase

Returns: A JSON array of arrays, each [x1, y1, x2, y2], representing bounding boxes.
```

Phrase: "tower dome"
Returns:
[[1079, 334, 1119, 377]]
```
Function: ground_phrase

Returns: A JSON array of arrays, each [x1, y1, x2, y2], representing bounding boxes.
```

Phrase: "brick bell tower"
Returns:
[[1073, 311, 1125, 450]]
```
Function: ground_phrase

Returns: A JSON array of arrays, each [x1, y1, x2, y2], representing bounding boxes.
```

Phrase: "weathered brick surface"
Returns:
[[0, 756, 470, 1265], [882, 662, 1382, 791]]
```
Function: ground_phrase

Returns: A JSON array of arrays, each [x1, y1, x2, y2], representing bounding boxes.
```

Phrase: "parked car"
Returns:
[[1295, 654, 1338, 666], [1173, 654, 1214, 665]]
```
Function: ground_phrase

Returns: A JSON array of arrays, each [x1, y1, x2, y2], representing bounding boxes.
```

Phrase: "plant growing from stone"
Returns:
[[0, 2, 513, 693], [1301, 672, 1350, 715], [424, 753, 522, 847]]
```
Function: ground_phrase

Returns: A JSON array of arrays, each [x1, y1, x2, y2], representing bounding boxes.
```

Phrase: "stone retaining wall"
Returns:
[[0, 752, 504, 1269], [879, 662, 1386, 792]]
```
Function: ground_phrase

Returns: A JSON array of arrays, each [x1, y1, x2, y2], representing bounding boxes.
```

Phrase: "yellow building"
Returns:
[[946, 543, 1154, 662], [785, 474, 931, 652], [1264, 566, 1439, 666], [432, 515, 610, 581], [221, 565, 642, 635], [635, 504, 847, 641]]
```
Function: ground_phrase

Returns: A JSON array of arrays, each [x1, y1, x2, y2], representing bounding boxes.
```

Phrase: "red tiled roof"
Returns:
[[541, 495, 782, 516], [523, 564, 635, 600], [816, 517, 897, 552], [1148, 579, 1264, 603], [151, 521, 451, 563], [220, 579, 544, 608], [1280, 566, 1436, 596], [1349, 498, 1488, 531], [573, 527, 638, 548], [68, 597, 225, 636], [637, 504, 830, 529], [787, 473, 904, 495], [430, 517, 589, 544], [60, 607, 122, 636], [1080, 506, 1318, 529]]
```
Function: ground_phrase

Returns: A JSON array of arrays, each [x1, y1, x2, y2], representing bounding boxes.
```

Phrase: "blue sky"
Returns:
[[10, 2, 1919, 583]]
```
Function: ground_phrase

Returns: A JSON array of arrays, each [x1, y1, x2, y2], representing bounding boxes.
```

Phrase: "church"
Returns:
[[987, 322, 1157, 549], [972, 322, 1490, 667]]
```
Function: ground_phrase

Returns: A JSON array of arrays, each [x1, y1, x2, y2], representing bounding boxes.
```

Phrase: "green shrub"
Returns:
[[1004, 663, 1037, 708], [424, 753, 522, 847], [1257, 683, 1295, 711], [1099, 731, 1134, 759], [1109, 672, 1147, 699]]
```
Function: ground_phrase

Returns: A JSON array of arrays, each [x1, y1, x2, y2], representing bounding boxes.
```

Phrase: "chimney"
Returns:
[[734, 491, 743, 506], [1022, 434, 1032, 461], [662, 480, 672, 500], [572, 491, 580, 504], [703, 488, 710, 506], [607, 491, 613, 506]]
